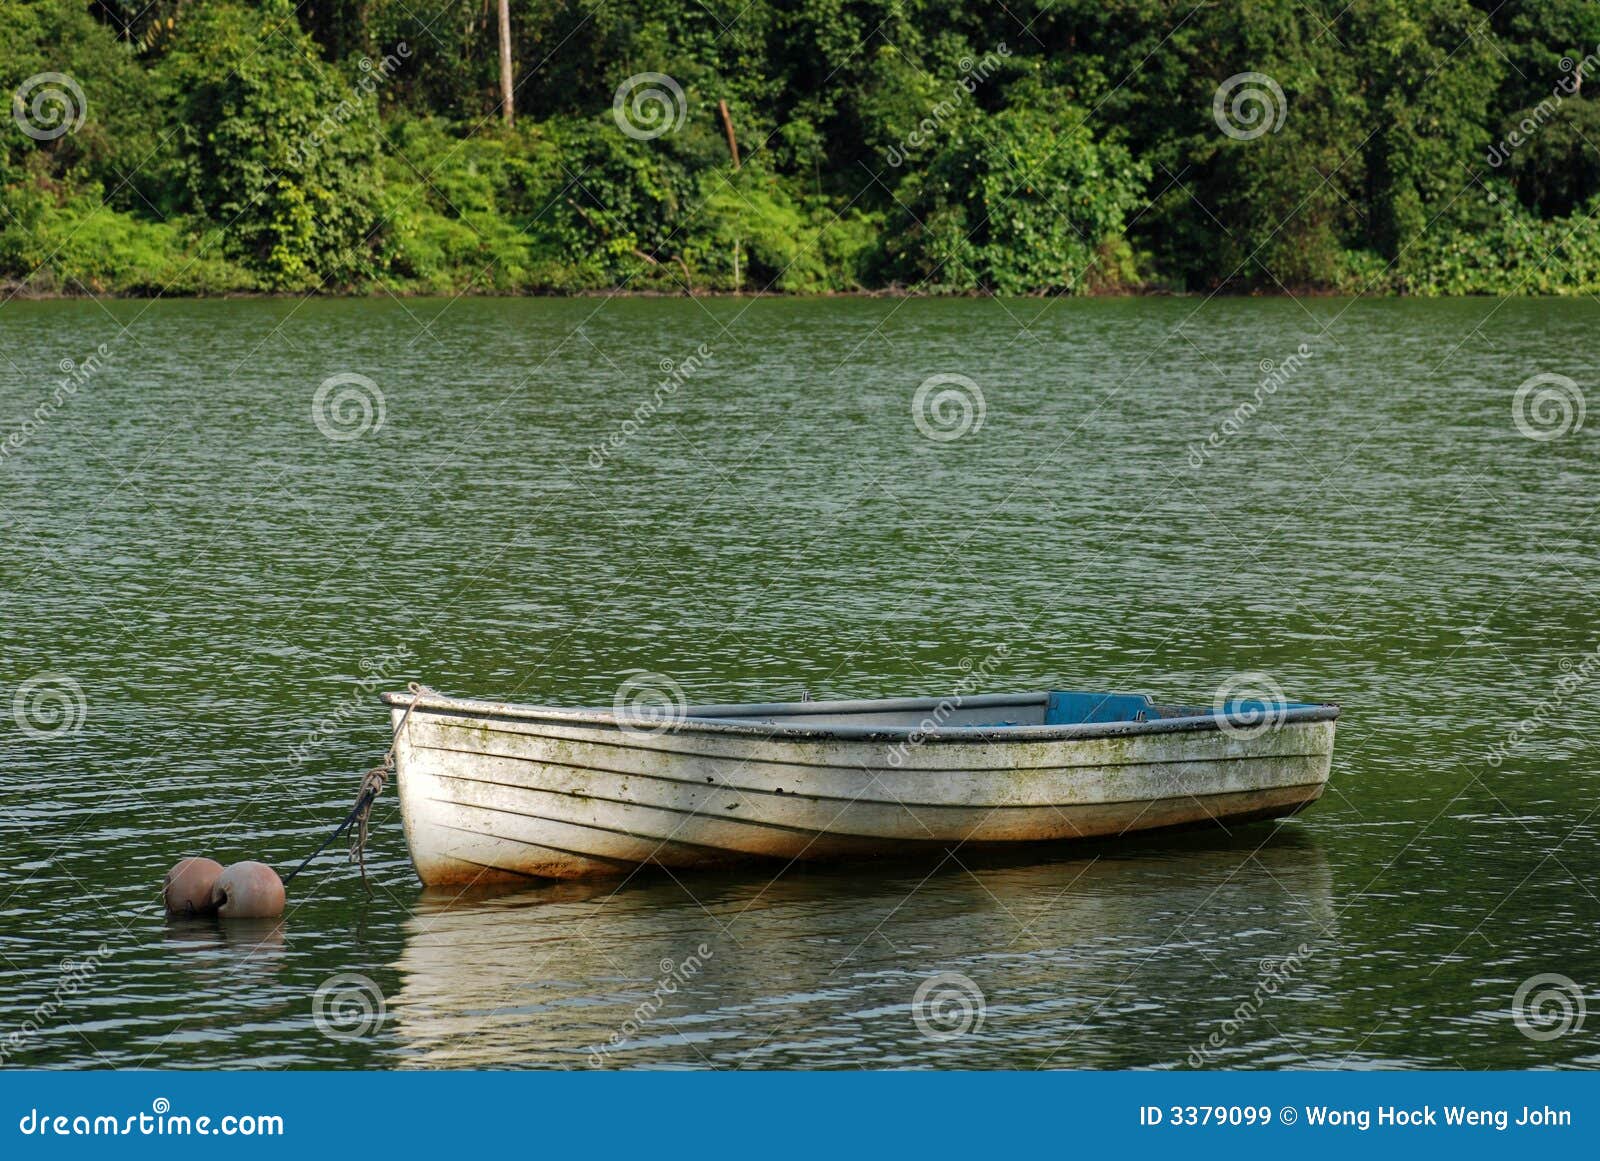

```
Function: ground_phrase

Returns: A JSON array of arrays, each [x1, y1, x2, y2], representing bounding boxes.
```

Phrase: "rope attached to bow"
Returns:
[[282, 681, 435, 895], [344, 765, 387, 894]]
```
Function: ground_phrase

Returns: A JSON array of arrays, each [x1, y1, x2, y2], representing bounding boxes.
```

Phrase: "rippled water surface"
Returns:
[[2, 296, 1596, 1069]]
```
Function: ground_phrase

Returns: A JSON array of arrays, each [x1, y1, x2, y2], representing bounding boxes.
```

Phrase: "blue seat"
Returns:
[[1043, 691, 1156, 725]]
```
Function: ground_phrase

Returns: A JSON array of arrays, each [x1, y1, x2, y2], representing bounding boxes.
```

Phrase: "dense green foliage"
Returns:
[[4, 0, 1600, 295]]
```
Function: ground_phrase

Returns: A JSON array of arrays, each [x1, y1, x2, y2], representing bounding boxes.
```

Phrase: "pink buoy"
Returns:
[[163, 857, 223, 916], [211, 861, 286, 919]]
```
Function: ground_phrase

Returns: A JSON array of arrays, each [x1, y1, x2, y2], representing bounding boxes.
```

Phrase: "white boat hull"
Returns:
[[386, 691, 1339, 885]]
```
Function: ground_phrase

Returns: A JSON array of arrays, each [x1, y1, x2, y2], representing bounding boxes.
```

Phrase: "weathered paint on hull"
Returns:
[[390, 703, 1337, 886]]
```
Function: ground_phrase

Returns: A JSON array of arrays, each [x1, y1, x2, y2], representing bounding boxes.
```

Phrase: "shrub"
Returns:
[[157, 0, 383, 289]]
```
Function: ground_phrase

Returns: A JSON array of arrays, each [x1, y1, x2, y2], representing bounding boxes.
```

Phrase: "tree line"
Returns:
[[3, 0, 1598, 296]]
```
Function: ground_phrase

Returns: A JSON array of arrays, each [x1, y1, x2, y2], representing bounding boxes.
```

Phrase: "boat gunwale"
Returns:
[[381, 689, 1341, 743]]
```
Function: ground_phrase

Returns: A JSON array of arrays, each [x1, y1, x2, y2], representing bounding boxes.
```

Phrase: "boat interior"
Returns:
[[387, 687, 1331, 736], [684, 691, 1304, 729]]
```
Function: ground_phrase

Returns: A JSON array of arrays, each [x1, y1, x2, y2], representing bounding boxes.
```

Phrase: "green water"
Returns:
[[1, 296, 1595, 1069]]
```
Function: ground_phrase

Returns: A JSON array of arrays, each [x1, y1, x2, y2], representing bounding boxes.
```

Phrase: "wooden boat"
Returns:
[[381, 688, 1339, 885]]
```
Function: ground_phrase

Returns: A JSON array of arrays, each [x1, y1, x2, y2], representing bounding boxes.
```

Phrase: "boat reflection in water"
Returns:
[[388, 828, 1335, 1069], [162, 916, 287, 978]]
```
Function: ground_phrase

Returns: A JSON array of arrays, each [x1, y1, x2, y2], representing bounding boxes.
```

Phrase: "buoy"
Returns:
[[163, 857, 224, 916], [212, 861, 286, 919]]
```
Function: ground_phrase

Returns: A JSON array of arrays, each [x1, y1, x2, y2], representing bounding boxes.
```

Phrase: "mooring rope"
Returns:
[[280, 788, 376, 888], [282, 681, 436, 894]]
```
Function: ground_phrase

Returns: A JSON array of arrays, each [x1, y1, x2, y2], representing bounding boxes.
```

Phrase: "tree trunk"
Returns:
[[497, 0, 514, 127], [717, 100, 741, 169]]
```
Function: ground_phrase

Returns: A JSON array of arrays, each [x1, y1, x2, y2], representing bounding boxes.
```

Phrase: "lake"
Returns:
[[1, 295, 1595, 1069]]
